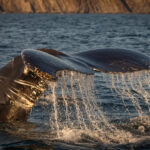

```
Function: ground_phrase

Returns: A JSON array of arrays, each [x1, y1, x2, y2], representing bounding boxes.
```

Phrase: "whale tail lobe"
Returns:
[[0, 48, 150, 121]]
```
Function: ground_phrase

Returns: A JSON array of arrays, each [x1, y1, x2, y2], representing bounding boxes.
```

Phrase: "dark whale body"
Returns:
[[0, 48, 150, 122]]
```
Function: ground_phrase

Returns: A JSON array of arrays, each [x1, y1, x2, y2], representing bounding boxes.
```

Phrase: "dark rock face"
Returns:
[[0, 0, 150, 13], [125, 0, 150, 13]]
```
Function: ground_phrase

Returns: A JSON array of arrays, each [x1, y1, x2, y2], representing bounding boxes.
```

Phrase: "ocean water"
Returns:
[[0, 14, 150, 150]]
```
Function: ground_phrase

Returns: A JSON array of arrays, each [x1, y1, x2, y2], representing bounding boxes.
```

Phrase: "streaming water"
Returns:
[[1, 69, 150, 149], [109, 71, 150, 118], [98, 70, 150, 138], [42, 71, 135, 144]]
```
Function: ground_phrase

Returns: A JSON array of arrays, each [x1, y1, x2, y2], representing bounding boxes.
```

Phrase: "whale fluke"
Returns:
[[0, 54, 49, 121], [0, 48, 150, 122], [74, 49, 150, 73]]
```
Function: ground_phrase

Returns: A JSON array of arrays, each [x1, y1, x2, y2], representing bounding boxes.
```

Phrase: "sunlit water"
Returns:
[[0, 14, 150, 150]]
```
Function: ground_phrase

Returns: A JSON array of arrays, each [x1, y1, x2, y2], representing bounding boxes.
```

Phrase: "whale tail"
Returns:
[[0, 48, 150, 122], [0, 54, 50, 121], [74, 49, 150, 73]]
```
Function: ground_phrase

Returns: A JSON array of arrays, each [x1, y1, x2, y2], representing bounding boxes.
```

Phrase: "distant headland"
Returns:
[[0, 0, 150, 14]]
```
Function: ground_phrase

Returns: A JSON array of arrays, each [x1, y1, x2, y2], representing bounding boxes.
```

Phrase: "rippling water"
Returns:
[[0, 14, 150, 150]]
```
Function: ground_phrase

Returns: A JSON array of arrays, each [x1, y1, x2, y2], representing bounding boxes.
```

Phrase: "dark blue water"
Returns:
[[0, 14, 150, 68], [0, 14, 150, 150]]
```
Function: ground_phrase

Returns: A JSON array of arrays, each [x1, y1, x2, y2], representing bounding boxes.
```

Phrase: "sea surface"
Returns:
[[0, 14, 150, 150]]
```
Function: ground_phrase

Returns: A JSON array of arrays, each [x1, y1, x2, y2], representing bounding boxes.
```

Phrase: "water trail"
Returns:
[[107, 71, 150, 119], [77, 74, 94, 130], [51, 82, 60, 137], [136, 71, 150, 111], [128, 73, 143, 117], [42, 70, 134, 144], [69, 72, 83, 128], [86, 75, 110, 129], [25, 69, 150, 145], [60, 71, 70, 128], [120, 73, 131, 115]]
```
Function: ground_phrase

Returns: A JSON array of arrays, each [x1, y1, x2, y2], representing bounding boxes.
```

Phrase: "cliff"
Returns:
[[0, 0, 150, 13]]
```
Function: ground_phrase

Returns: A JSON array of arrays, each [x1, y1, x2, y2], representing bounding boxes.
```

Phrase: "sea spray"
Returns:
[[99, 70, 150, 138], [109, 71, 150, 117], [27, 70, 150, 144], [49, 82, 60, 137], [44, 70, 133, 144]]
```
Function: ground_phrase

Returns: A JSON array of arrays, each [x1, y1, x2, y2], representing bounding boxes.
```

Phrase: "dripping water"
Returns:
[[42, 70, 134, 144], [28, 70, 150, 145], [98, 70, 150, 136]]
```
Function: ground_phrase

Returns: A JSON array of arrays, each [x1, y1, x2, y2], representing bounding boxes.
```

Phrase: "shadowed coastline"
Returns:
[[0, 0, 150, 14]]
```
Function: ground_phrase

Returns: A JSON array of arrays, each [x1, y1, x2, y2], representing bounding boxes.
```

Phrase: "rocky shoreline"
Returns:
[[0, 0, 150, 14]]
